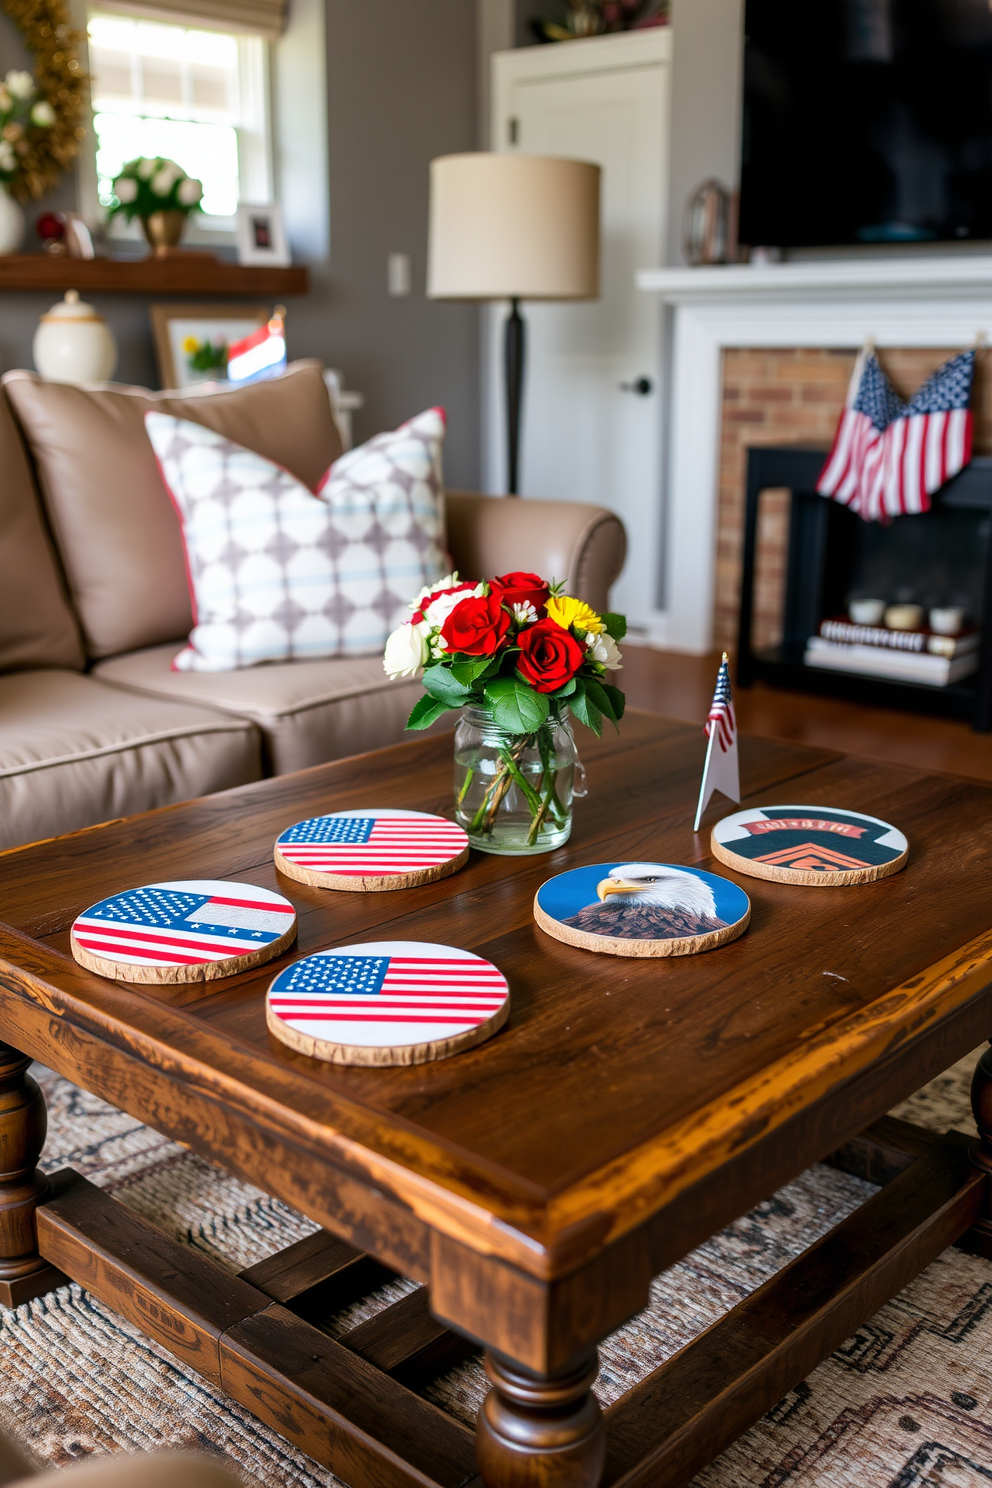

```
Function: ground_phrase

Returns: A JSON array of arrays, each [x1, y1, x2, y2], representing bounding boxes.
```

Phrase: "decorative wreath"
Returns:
[[2, 0, 87, 201]]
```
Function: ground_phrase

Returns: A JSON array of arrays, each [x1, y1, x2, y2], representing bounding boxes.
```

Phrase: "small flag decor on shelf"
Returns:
[[227, 306, 287, 384], [817, 345, 974, 521], [274, 809, 469, 891], [266, 940, 510, 1066], [693, 653, 740, 832], [70, 880, 297, 984]]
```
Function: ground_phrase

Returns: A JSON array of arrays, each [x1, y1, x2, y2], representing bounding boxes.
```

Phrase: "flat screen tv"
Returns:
[[740, 0, 992, 248]]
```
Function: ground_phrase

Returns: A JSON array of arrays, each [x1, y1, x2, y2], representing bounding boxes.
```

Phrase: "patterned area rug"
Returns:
[[0, 1047, 985, 1488]]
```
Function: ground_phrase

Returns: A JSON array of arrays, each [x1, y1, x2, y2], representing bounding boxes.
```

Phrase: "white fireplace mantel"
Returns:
[[637, 256, 992, 654]]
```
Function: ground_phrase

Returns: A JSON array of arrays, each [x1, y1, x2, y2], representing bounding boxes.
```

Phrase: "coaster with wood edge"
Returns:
[[534, 861, 750, 958], [70, 880, 297, 984], [266, 940, 510, 1066], [273, 809, 469, 891], [711, 804, 909, 886]]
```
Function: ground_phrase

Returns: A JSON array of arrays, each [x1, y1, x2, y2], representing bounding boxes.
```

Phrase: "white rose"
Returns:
[[586, 632, 622, 670], [383, 621, 429, 680], [0, 85, 12, 112], [409, 571, 461, 612], [150, 167, 179, 196], [0, 141, 14, 171], [5, 71, 34, 100], [113, 175, 138, 203], [30, 100, 55, 127], [422, 587, 483, 631], [177, 176, 202, 206], [136, 157, 158, 180]]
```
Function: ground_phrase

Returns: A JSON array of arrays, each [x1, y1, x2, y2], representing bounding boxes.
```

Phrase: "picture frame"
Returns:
[[149, 303, 270, 390], [235, 203, 291, 267]]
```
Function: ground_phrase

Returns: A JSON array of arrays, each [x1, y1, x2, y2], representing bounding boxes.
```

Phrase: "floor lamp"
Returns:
[[427, 152, 600, 496]]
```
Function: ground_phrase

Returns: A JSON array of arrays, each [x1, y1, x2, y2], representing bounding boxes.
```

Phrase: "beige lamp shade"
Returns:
[[427, 153, 601, 301]]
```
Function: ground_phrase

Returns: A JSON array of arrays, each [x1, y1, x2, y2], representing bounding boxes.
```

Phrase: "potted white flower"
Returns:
[[108, 156, 204, 256]]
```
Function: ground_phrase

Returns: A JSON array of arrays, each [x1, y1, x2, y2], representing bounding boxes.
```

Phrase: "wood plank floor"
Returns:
[[621, 647, 992, 783]]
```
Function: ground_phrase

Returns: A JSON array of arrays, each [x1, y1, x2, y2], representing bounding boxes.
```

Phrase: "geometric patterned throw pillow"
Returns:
[[144, 407, 448, 672]]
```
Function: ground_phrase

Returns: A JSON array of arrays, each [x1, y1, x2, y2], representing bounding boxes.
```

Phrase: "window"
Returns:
[[86, 10, 271, 237]]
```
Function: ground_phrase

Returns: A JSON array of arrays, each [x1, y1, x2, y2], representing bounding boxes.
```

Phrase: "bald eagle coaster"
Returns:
[[274, 809, 469, 891], [266, 941, 510, 1066], [711, 805, 909, 887], [533, 863, 751, 958], [70, 880, 297, 984]]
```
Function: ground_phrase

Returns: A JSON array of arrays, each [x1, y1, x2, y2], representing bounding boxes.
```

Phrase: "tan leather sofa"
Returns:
[[0, 1433, 243, 1488], [0, 361, 626, 851]]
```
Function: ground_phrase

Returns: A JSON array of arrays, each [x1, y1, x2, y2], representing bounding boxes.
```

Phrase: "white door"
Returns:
[[489, 32, 671, 630]]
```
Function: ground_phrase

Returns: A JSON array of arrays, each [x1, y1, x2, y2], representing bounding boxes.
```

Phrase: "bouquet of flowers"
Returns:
[[384, 571, 625, 848], [108, 157, 203, 220], [0, 70, 55, 187]]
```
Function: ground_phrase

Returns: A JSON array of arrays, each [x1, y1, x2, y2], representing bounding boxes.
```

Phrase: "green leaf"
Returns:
[[422, 664, 474, 706], [405, 695, 449, 731], [600, 612, 627, 641], [601, 682, 626, 720], [548, 677, 577, 699], [567, 681, 603, 737], [584, 676, 620, 725], [485, 676, 549, 733], [448, 656, 494, 687]]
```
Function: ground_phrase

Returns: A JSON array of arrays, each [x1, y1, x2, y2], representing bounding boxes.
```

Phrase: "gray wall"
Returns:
[[0, 0, 482, 486]]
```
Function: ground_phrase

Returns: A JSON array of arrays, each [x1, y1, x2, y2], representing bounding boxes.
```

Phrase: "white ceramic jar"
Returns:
[[33, 289, 117, 384], [0, 189, 24, 255]]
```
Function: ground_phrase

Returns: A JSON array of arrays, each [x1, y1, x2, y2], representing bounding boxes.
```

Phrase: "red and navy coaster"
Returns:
[[70, 880, 297, 984], [711, 805, 909, 886], [266, 940, 510, 1066], [274, 809, 469, 891], [534, 862, 750, 958]]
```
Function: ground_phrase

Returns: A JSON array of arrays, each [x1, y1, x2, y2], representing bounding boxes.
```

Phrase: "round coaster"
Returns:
[[266, 940, 510, 1066], [711, 805, 909, 886], [70, 880, 297, 984], [274, 809, 469, 891], [534, 862, 750, 958]]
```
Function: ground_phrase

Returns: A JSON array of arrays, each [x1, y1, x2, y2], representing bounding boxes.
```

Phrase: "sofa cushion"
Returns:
[[3, 360, 344, 661], [0, 670, 262, 851], [143, 406, 447, 672], [0, 392, 84, 673], [93, 644, 437, 774]]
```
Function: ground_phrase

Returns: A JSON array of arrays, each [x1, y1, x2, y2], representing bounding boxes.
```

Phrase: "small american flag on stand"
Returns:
[[817, 346, 974, 521], [693, 653, 740, 832]]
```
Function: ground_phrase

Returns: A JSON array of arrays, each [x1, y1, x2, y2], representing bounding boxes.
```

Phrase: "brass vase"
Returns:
[[141, 210, 186, 256]]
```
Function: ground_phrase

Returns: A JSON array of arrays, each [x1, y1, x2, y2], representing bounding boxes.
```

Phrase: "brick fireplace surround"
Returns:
[[638, 257, 992, 655], [719, 346, 992, 654]]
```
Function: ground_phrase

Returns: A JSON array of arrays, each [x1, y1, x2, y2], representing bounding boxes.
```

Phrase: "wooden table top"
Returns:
[[2, 711, 991, 1287]]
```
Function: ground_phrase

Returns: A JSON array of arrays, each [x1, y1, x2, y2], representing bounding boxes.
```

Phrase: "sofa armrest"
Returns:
[[444, 493, 627, 615]]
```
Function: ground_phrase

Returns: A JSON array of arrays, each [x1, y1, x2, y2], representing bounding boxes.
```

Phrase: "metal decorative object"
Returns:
[[684, 178, 730, 266]]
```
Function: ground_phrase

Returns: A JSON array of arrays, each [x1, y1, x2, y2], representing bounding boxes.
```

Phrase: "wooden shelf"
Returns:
[[0, 254, 308, 296]]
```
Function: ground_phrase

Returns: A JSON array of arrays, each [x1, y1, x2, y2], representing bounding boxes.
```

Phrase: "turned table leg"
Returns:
[[0, 1044, 64, 1306], [476, 1349, 606, 1488]]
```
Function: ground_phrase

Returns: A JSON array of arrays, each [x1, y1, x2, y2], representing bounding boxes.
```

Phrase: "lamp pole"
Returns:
[[504, 297, 525, 496]]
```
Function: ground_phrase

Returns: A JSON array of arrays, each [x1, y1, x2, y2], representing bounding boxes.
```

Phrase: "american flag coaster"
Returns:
[[711, 806, 909, 887], [274, 809, 469, 892], [70, 880, 297, 985], [266, 941, 510, 1066], [534, 862, 750, 959]]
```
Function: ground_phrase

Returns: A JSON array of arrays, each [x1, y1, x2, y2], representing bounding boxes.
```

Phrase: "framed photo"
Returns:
[[236, 203, 291, 267], [150, 303, 270, 390]]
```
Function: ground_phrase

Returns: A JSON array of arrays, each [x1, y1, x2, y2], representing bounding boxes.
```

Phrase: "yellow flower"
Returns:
[[545, 595, 605, 634], [182, 336, 199, 353]]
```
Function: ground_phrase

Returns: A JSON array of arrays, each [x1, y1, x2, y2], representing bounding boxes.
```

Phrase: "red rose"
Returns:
[[441, 593, 512, 656], [516, 617, 585, 693], [412, 580, 478, 625], [490, 571, 550, 614]]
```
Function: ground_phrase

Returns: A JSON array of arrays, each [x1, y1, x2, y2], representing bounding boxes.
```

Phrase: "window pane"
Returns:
[[93, 112, 239, 215]]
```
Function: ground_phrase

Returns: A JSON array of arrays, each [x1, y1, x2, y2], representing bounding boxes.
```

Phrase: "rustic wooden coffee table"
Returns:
[[1, 712, 992, 1488]]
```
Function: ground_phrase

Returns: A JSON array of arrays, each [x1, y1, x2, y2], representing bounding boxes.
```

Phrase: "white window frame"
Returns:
[[77, 7, 274, 245]]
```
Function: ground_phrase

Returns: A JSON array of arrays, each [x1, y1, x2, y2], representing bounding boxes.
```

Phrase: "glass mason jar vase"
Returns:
[[453, 705, 585, 855]]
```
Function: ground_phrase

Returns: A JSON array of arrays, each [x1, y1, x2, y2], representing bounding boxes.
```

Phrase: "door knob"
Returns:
[[620, 376, 653, 395]]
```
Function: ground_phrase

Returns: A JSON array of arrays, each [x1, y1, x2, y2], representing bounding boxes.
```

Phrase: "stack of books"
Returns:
[[804, 617, 980, 686]]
